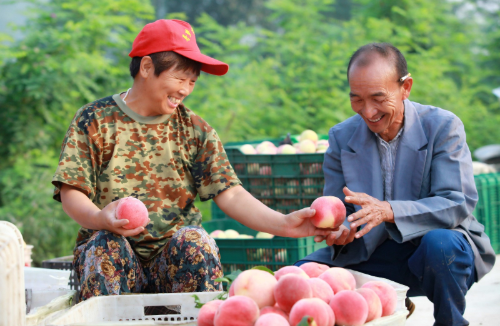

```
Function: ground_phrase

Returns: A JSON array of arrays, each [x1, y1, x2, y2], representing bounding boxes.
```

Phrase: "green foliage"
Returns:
[[0, 0, 154, 265]]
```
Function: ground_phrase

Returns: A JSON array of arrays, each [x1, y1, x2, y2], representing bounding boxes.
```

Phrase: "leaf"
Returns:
[[251, 265, 275, 275], [192, 294, 204, 308], [297, 316, 315, 326]]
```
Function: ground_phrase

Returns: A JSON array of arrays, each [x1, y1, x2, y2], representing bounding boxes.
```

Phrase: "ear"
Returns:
[[139, 56, 154, 78], [401, 77, 413, 100]]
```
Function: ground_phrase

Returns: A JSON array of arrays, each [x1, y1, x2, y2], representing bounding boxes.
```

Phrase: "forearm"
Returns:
[[60, 183, 104, 230], [213, 185, 288, 237]]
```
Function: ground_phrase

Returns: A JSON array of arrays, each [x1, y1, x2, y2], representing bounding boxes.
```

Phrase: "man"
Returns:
[[53, 19, 333, 301], [298, 43, 496, 326]]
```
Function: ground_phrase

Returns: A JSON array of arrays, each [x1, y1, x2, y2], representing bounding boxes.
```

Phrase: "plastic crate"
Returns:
[[473, 173, 500, 253], [202, 219, 327, 274], [42, 272, 409, 326], [44, 291, 222, 326], [42, 255, 80, 293], [213, 147, 326, 219], [0, 221, 26, 326]]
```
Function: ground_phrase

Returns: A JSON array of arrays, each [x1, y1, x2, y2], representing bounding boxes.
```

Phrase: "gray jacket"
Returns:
[[301, 100, 495, 280]]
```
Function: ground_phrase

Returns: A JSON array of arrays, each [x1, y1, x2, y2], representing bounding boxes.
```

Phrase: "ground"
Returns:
[[406, 254, 500, 326]]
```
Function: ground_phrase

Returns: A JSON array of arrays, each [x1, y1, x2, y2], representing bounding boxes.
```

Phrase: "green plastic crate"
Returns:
[[202, 219, 327, 274], [473, 173, 500, 253], [213, 146, 326, 219]]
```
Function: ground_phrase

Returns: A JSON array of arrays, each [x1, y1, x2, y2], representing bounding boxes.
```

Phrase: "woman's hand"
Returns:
[[97, 200, 149, 237], [283, 207, 339, 238]]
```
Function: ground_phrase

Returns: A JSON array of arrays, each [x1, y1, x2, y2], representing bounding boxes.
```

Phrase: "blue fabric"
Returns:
[[295, 229, 476, 326]]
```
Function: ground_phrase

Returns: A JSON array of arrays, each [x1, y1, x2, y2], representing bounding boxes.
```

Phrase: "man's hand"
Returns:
[[283, 207, 339, 238], [343, 187, 394, 238], [314, 224, 357, 246], [98, 200, 149, 237]]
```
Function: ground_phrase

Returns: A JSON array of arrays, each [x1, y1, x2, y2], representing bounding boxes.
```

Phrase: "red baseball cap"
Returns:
[[129, 19, 229, 76]]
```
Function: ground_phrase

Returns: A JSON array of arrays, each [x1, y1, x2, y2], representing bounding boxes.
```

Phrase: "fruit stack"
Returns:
[[198, 263, 403, 326]]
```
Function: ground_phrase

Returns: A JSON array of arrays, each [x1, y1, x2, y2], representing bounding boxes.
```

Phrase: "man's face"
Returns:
[[146, 65, 198, 115], [348, 57, 409, 140]]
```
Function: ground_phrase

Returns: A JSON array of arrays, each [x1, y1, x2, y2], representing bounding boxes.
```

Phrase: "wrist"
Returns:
[[384, 201, 395, 223]]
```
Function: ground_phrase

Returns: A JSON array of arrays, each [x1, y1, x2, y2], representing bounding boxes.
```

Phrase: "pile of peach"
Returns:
[[197, 262, 398, 326]]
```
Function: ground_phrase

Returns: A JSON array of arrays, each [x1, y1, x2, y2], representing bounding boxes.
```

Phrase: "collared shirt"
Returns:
[[375, 126, 404, 201]]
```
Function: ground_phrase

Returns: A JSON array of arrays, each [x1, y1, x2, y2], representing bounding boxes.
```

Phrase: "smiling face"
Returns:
[[348, 55, 412, 141], [145, 65, 198, 116]]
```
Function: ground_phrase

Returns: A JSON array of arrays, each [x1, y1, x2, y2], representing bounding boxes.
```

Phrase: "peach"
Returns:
[[289, 298, 333, 326], [361, 281, 397, 317], [310, 196, 346, 229], [255, 313, 290, 326], [210, 230, 226, 239], [256, 231, 274, 239], [115, 196, 149, 229], [260, 306, 289, 321], [299, 262, 330, 278], [318, 267, 356, 294], [277, 144, 297, 154], [300, 130, 319, 144], [213, 295, 259, 326], [224, 229, 240, 239], [232, 269, 278, 308], [256, 141, 277, 154], [240, 144, 257, 154], [197, 300, 223, 326], [356, 288, 382, 322], [308, 278, 334, 303], [275, 266, 310, 281], [274, 274, 313, 312], [228, 282, 235, 297], [329, 290, 368, 326], [299, 139, 316, 153]]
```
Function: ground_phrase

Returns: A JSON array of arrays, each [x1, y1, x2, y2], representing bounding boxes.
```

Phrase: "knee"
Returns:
[[419, 230, 473, 267], [88, 230, 128, 245], [171, 226, 218, 255]]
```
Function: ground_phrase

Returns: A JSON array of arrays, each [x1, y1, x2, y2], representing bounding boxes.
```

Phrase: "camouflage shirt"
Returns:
[[52, 94, 241, 261]]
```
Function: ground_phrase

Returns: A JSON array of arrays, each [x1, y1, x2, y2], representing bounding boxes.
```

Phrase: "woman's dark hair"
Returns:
[[347, 43, 408, 83], [129, 51, 202, 78]]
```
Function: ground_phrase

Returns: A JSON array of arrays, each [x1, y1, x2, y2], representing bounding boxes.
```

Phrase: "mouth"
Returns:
[[367, 115, 384, 123], [167, 96, 182, 107]]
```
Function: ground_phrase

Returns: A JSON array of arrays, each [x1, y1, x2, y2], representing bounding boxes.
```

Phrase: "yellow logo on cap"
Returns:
[[182, 29, 194, 41]]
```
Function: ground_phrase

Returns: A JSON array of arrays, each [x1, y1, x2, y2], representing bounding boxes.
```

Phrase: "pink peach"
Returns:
[[275, 266, 310, 281], [329, 290, 368, 326], [356, 288, 382, 322], [260, 306, 289, 321], [255, 313, 290, 326], [274, 274, 313, 312], [213, 296, 259, 326], [289, 298, 333, 326], [310, 196, 346, 229], [299, 262, 330, 278], [308, 278, 334, 304], [318, 267, 356, 294], [197, 300, 223, 326], [232, 269, 277, 308], [361, 281, 398, 317], [115, 196, 149, 229]]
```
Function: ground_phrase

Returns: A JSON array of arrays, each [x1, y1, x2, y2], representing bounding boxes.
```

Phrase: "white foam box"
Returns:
[[43, 270, 409, 326]]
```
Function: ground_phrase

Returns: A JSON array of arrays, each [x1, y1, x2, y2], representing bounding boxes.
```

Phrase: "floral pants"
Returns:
[[73, 226, 223, 301]]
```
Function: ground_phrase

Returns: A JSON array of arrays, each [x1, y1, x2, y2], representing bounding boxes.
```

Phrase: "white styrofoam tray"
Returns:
[[43, 269, 409, 326]]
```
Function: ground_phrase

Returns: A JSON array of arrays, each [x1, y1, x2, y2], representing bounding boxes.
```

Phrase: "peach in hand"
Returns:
[[310, 196, 346, 229], [115, 196, 149, 230]]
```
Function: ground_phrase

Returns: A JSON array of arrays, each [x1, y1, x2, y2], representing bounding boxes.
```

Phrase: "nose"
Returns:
[[178, 80, 191, 97], [362, 103, 378, 119]]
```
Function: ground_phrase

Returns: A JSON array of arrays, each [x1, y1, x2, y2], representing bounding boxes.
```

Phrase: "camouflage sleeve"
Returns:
[[52, 115, 101, 202], [192, 128, 241, 201]]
